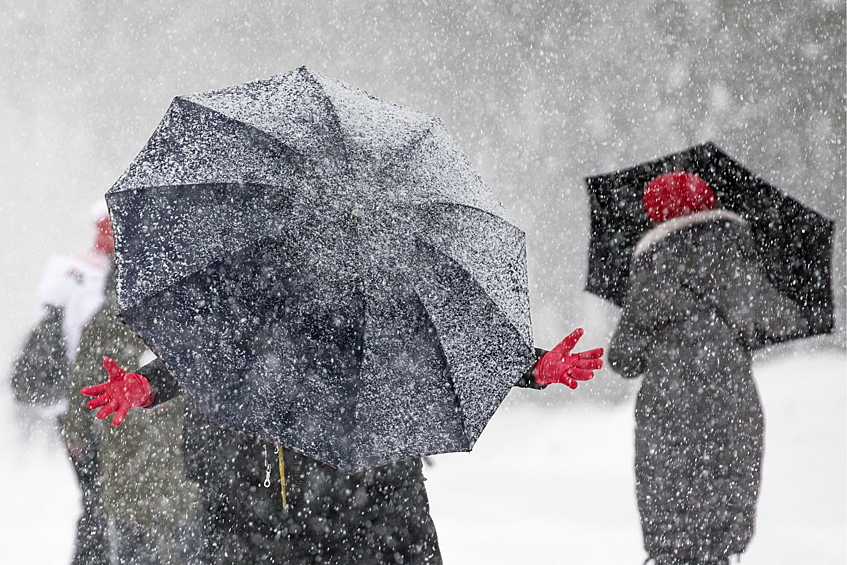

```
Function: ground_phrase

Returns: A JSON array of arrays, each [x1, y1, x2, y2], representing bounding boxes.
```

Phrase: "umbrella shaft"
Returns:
[[278, 446, 287, 509]]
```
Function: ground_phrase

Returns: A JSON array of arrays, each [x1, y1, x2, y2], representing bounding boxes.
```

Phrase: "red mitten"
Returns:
[[533, 328, 604, 389], [80, 356, 154, 425]]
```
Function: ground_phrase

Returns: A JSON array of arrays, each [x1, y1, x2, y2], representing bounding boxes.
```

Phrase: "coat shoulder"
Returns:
[[634, 216, 754, 271]]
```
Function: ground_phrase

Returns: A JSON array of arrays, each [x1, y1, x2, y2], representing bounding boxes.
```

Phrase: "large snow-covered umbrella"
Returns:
[[106, 68, 535, 472], [585, 142, 834, 345]]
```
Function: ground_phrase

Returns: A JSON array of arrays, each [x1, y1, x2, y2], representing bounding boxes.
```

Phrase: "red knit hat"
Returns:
[[94, 215, 114, 254], [643, 170, 716, 223]]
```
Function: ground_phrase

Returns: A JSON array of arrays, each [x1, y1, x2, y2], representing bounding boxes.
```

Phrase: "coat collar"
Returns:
[[633, 208, 747, 258]]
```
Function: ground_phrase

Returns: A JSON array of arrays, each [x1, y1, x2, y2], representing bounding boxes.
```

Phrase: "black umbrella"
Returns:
[[585, 141, 834, 344], [106, 68, 535, 472]]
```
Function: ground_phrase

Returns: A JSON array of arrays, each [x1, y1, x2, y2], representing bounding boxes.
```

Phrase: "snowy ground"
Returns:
[[1, 351, 844, 564]]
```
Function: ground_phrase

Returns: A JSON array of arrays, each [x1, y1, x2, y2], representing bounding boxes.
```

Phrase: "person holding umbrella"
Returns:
[[75, 68, 605, 564], [605, 168, 817, 565], [83, 328, 600, 564], [64, 266, 202, 565]]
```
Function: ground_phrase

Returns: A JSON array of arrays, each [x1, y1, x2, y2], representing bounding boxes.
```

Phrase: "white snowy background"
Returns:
[[1, 1, 844, 563]]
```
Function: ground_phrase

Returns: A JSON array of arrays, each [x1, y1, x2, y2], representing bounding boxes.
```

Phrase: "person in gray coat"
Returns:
[[608, 171, 808, 565]]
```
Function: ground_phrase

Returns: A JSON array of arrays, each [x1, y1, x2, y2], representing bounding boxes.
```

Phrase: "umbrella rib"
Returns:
[[414, 200, 522, 231], [387, 125, 522, 230], [291, 70, 352, 163], [110, 181, 283, 195]]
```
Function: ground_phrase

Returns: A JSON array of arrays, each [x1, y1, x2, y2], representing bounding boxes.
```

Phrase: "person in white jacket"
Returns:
[[10, 199, 114, 565], [11, 200, 113, 410]]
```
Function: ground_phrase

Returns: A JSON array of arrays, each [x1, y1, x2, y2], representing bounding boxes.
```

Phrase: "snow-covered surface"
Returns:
[[0, 351, 844, 564]]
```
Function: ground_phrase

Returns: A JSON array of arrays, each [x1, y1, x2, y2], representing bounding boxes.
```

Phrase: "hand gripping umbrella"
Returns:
[[106, 68, 535, 472], [585, 141, 834, 345]]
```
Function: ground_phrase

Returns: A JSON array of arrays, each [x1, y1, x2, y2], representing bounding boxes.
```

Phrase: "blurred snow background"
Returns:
[[0, 1, 844, 563], [1, 0, 843, 360]]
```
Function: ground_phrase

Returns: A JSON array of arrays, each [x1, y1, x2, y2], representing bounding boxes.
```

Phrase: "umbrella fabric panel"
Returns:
[[585, 172, 650, 308], [386, 124, 515, 222], [412, 240, 536, 446], [350, 285, 469, 470], [766, 201, 834, 336], [111, 97, 299, 193], [414, 202, 533, 347], [124, 238, 369, 469], [108, 181, 293, 310], [187, 68, 437, 170], [310, 70, 438, 162]]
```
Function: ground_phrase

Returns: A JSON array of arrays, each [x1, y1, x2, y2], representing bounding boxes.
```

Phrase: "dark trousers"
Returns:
[[111, 522, 160, 565], [195, 461, 443, 565], [69, 450, 109, 565]]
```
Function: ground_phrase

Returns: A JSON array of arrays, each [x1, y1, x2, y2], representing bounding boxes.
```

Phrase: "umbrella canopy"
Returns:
[[106, 68, 535, 472], [585, 142, 834, 344]]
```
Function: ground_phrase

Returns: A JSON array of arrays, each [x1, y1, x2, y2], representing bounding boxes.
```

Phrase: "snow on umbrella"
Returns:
[[106, 67, 535, 472], [585, 142, 834, 345]]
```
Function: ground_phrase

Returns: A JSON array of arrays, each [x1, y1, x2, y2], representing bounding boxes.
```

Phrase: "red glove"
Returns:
[[80, 357, 154, 425], [533, 328, 604, 389]]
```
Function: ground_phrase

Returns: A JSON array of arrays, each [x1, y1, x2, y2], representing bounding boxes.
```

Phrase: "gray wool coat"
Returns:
[[608, 209, 807, 563]]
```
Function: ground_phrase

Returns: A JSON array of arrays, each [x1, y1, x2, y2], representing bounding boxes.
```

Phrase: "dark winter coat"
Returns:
[[11, 254, 109, 406], [608, 209, 807, 563], [141, 359, 442, 565], [63, 277, 201, 562], [13, 256, 109, 564], [11, 305, 68, 405], [135, 343, 544, 564]]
